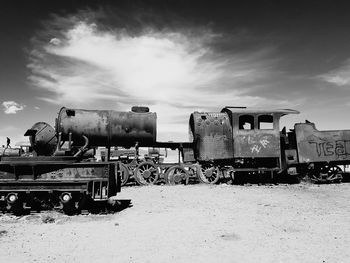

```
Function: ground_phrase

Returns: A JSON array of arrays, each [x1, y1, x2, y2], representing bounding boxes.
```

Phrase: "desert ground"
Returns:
[[0, 182, 349, 263]]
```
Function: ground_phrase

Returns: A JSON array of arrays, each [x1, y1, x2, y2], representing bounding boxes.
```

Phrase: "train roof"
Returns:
[[221, 107, 300, 116]]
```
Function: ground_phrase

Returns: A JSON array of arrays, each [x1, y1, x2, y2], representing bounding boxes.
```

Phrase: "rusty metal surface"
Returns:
[[189, 112, 233, 161], [0, 156, 78, 165], [295, 122, 350, 163], [0, 162, 116, 199], [0, 159, 110, 181], [182, 147, 195, 162], [223, 109, 282, 158], [25, 122, 57, 156], [222, 107, 300, 116], [221, 107, 299, 158], [39, 166, 109, 180], [234, 131, 280, 158], [284, 149, 298, 164], [56, 107, 157, 147]]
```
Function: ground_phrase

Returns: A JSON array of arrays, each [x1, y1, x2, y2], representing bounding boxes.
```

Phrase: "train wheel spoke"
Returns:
[[197, 164, 221, 184], [134, 162, 159, 185], [165, 166, 189, 185], [309, 164, 342, 183]]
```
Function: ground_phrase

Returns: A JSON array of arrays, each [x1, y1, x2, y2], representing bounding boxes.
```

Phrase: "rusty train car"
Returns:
[[189, 107, 348, 184], [0, 122, 122, 215], [284, 122, 350, 183], [51, 105, 350, 185], [1, 104, 348, 212], [55, 106, 194, 186], [188, 107, 299, 183]]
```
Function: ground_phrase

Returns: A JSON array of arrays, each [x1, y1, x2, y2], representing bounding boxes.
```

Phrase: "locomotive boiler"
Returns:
[[56, 106, 157, 148]]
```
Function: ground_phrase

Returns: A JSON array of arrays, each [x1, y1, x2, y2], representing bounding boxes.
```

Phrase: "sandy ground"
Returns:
[[0, 183, 349, 263]]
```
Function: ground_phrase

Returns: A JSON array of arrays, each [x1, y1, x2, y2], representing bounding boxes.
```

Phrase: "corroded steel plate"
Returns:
[[295, 123, 350, 163]]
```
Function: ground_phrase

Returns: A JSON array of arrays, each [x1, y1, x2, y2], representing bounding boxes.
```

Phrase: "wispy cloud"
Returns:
[[27, 10, 291, 140], [2, 101, 25, 114], [318, 59, 350, 86]]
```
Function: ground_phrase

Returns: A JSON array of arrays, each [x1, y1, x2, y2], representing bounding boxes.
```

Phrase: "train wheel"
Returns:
[[118, 163, 130, 186], [165, 166, 189, 185], [60, 192, 77, 215], [134, 162, 159, 185], [310, 165, 343, 183], [6, 193, 24, 215], [321, 165, 342, 182], [197, 164, 221, 184]]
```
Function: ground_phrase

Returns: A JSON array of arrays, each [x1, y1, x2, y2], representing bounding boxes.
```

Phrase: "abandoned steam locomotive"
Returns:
[[94, 105, 350, 186], [1, 104, 349, 214], [0, 119, 122, 215], [55, 105, 349, 185]]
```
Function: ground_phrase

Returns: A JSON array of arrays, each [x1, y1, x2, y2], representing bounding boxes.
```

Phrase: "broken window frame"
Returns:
[[258, 114, 274, 130], [239, 114, 254, 130]]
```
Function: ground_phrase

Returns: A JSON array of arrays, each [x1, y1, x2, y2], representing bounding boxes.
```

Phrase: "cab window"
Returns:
[[239, 115, 254, 130], [258, 115, 274, 129]]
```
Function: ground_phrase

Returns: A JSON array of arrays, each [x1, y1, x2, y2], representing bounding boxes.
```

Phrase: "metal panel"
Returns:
[[222, 107, 300, 115], [56, 107, 157, 147], [295, 123, 350, 163], [0, 161, 118, 198], [225, 110, 282, 158], [285, 149, 298, 164], [189, 112, 233, 161], [182, 148, 195, 163], [0, 160, 110, 181], [25, 122, 57, 156], [234, 131, 280, 158]]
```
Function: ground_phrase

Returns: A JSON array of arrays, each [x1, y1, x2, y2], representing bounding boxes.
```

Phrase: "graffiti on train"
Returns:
[[308, 136, 350, 159], [240, 134, 278, 155]]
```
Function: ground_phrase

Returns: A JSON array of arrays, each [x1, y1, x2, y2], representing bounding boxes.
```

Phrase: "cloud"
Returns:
[[2, 101, 25, 114], [49, 38, 61, 45], [28, 10, 292, 140], [318, 59, 350, 86]]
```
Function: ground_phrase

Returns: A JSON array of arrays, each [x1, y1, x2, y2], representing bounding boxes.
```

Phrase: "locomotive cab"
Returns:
[[221, 107, 299, 169], [189, 107, 299, 183]]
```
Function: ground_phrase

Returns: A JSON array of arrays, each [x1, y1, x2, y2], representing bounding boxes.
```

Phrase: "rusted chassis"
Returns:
[[104, 143, 197, 186], [0, 157, 121, 215]]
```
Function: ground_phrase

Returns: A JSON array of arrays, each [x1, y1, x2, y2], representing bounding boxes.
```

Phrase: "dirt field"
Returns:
[[1, 183, 349, 263]]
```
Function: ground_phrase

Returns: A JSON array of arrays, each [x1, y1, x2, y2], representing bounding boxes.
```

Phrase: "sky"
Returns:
[[1, 0, 350, 145]]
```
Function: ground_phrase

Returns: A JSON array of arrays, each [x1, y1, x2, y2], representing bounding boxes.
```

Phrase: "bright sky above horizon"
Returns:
[[1, 0, 350, 145]]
